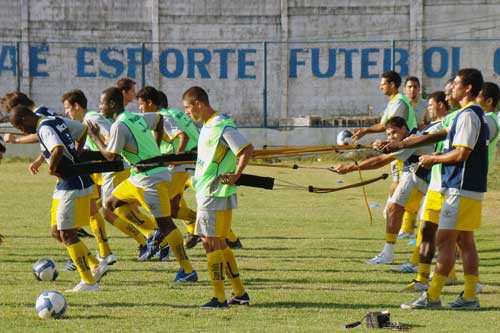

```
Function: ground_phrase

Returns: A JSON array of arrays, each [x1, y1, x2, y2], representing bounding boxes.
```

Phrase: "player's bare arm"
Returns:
[[221, 144, 254, 185]]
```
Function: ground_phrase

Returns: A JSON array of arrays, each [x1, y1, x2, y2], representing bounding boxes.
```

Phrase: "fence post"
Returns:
[[16, 41, 21, 91], [391, 39, 396, 71], [141, 42, 146, 88], [263, 41, 268, 128]]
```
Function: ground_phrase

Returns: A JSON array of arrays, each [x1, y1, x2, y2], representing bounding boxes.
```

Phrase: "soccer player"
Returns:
[[9, 105, 107, 292], [398, 76, 429, 239], [183, 86, 253, 309], [136, 86, 200, 246], [2, 92, 56, 145], [116, 78, 136, 108], [476, 82, 499, 171], [401, 68, 487, 310], [351, 71, 418, 242], [61, 89, 155, 262], [87, 87, 197, 281], [391, 91, 453, 282], [404, 77, 430, 131], [334, 116, 436, 265]]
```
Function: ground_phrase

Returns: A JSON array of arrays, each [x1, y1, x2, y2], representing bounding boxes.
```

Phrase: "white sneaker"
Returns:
[[97, 253, 117, 266], [402, 279, 429, 292], [66, 280, 99, 292], [391, 262, 418, 273], [366, 253, 393, 265], [397, 232, 416, 240], [92, 261, 109, 283]]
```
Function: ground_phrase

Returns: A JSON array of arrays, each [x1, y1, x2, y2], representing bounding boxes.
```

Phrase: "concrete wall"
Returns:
[[1, 0, 500, 128]]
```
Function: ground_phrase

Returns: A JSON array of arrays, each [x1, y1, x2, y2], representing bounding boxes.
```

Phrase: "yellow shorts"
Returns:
[[90, 173, 103, 186], [169, 172, 190, 199], [51, 188, 93, 230], [439, 194, 482, 231], [195, 209, 232, 238], [101, 168, 130, 203], [112, 178, 171, 218], [91, 184, 100, 200], [422, 190, 445, 224]]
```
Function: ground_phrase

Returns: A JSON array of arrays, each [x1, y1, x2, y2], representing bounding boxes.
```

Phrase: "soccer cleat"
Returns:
[[144, 229, 164, 260], [226, 238, 243, 249], [184, 233, 201, 249], [76, 228, 93, 238], [366, 253, 393, 265], [402, 279, 429, 293], [397, 232, 416, 240], [391, 262, 418, 273], [228, 292, 250, 306], [200, 298, 229, 310], [62, 259, 77, 272], [137, 245, 149, 261], [401, 292, 441, 310], [97, 253, 117, 266], [158, 245, 171, 262], [91, 261, 109, 283], [446, 292, 480, 310], [174, 268, 198, 282], [65, 280, 99, 292]]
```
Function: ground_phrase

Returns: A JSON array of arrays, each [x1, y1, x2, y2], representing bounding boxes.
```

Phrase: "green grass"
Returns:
[[1, 160, 500, 332]]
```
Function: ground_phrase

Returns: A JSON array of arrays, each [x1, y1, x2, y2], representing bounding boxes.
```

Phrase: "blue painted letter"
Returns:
[[29, 45, 49, 77], [159, 48, 183, 78], [77, 47, 97, 77], [311, 48, 336, 78], [238, 49, 256, 79], [187, 48, 211, 79]]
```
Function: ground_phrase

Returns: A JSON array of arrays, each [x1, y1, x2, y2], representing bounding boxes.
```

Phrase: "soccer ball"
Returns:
[[336, 129, 353, 145], [35, 291, 67, 319], [32, 258, 58, 281]]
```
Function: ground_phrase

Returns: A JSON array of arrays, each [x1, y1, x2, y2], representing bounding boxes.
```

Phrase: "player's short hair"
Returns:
[[182, 86, 210, 105], [456, 68, 483, 98], [116, 77, 136, 92], [1, 91, 34, 113], [136, 86, 160, 106], [429, 91, 449, 110], [102, 87, 124, 110], [61, 89, 87, 109], [481, 82, 500, 108], [157, 90, 169, 109], [386, 116, 409, 130], [381, 71, 402, 89], [9, 105, 36, 128], [404, 76, 420, 87]]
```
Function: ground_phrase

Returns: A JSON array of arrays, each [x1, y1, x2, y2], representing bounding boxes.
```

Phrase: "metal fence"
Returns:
[[1, 39, 499, 127]]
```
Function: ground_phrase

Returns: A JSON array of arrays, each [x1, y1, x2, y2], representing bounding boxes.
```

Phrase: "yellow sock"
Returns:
[[114, 205, 157, 237], [448, 265, 457, 280], [207, 250, 226, 302], [463, 275, 479, 301], [427, 273, 447, 301], [87, 251, 99, 270], [108, 214, 146, 246], [226, 229, 238, 243], [160, 228, 193, 274], [386, 233, 397, 244], [90, 211, 112, 258], [66, 241, 95, 285], [401, 211, 417, 234], [222, 247, 245, 296], [177, 207, 196, 234], [409, 221, 423, 265], [417, 263, 431, 284]]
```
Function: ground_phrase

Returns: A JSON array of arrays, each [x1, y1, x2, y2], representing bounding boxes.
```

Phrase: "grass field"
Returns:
[[1, 160, 499, 332]]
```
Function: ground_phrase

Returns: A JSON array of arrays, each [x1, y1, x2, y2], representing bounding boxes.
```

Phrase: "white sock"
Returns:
[[382, 243, 395, 259]]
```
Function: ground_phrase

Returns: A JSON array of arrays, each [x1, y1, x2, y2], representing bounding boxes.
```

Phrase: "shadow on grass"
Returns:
[[253, 301, 400, 309]]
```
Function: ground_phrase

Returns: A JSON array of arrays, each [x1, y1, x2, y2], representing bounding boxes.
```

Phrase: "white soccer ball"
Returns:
[[32, 258, 58, 281], [336, 129, 353, 145], [35, 291, 67, 319]]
